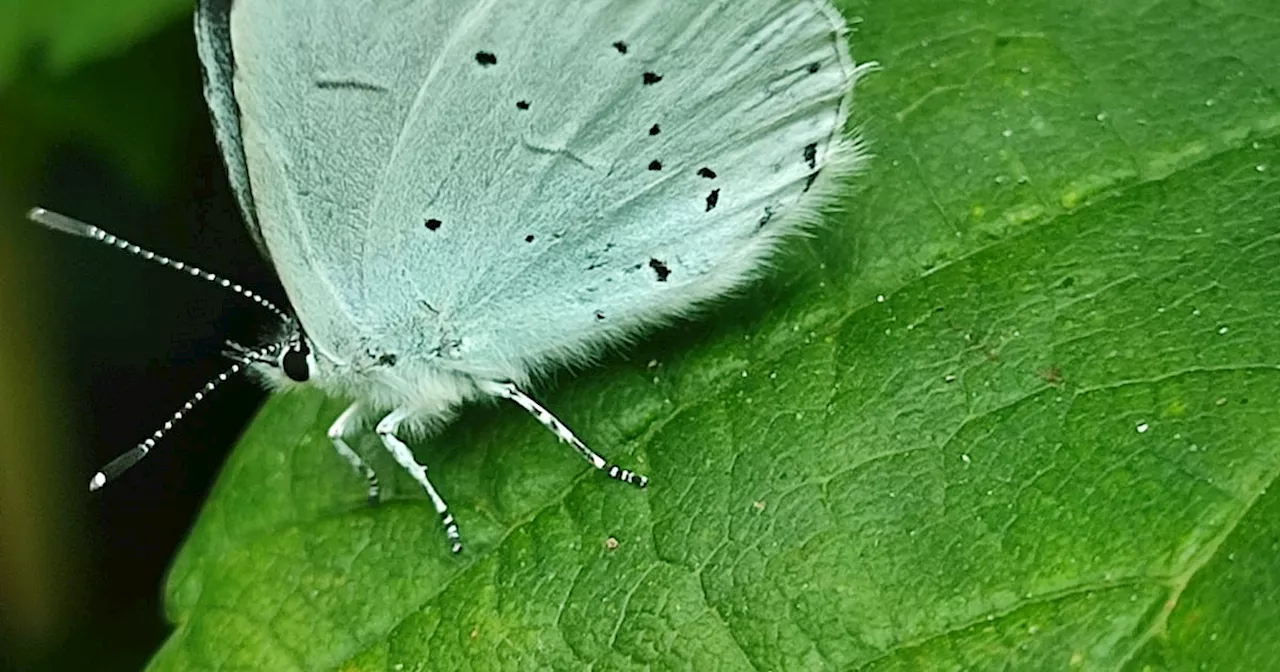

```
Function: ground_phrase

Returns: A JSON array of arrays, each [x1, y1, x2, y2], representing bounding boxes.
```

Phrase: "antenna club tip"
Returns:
[[27, 207, 97, 237], [88, 472, 106, 491]]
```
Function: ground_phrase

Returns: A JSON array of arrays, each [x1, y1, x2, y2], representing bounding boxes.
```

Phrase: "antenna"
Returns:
[[88, 360, 247, 491], [24, 207, 289, 491], [26, 207, 289, 321]]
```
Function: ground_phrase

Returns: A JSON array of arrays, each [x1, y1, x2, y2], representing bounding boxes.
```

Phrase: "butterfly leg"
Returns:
[[478, 381, 649, 489], [375, 408, 463, 554], [327, 402, 380, 502]]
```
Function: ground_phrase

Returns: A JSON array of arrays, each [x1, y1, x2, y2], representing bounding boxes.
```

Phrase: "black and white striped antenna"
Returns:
[[27, 207, 288, 320], [27, 207, 287, 490], [87, 361, 245, 491]]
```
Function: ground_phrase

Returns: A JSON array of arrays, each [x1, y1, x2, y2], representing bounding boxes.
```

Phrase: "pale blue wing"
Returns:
[[227, 0, 867, 380], [195, 0, 266, 255]]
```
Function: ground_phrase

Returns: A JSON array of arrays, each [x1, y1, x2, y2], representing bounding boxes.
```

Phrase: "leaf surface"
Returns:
[[152, 1, 1280, 669]]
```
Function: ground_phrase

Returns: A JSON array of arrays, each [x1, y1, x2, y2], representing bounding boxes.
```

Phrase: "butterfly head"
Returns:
[[280, 335, 314, 383], [228, 318, 319, 389]]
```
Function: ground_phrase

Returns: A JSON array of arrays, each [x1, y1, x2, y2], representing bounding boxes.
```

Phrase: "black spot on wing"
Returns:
[[648, 160, 662, 171], [642, 72, 663, 85], [649, 124, 661, 136], [475, 51, 497, 66], [525, 234, 535, 243], [705, 189, 720, 211], [807, 62, 821, 74], [757, 206, 777, 229], [377, 353, 398, 367], [516, 100, 530, 110], [648, 258, 671, 282], [697, 167, 717, 179], [424, 218, 442, 231], [314, 78, 389, 93], [803, 142, 818, 169], [613, 41, 628, 54], [804, 171, 820, 192], [595, 310, 606, 320]]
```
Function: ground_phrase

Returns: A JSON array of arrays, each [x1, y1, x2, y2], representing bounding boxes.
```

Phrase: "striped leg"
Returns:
[[327, 402, 380, 502], [478, 381, 649, 488], [375, 408, 463, 554]]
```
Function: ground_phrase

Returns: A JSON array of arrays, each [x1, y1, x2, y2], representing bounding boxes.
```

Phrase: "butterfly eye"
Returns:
[[281, 344, 311, 382]]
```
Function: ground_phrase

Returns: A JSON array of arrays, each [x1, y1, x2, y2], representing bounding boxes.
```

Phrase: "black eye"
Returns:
[[282, 346, 310, 382]]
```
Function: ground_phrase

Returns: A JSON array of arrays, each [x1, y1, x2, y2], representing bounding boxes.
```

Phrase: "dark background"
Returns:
[[1, 10, 285, 670]]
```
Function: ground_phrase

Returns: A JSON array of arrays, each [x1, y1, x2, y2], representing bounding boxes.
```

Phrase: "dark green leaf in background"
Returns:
[[148, 0, 1278, 669], [0, 3, 219, 669], [0, 0, 196, 194], [0, 0, 190, 86]]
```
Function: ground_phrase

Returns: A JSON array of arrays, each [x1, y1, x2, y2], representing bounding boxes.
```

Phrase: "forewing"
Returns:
[[227, 0, 866, 376], [226, 0, 465, 359], [195, 0, 266, 255]]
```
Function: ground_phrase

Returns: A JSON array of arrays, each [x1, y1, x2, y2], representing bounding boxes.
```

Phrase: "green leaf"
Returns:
[[151, 0, 1280, 669], [0, 0, 190, 86], [0, 2, 199, 195]]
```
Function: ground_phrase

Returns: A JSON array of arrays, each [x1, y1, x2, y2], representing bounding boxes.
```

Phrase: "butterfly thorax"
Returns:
[[248, 326, 494, 435]]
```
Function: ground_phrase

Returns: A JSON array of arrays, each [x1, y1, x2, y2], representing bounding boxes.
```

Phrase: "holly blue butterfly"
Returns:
[[30, 0, 873, 553]]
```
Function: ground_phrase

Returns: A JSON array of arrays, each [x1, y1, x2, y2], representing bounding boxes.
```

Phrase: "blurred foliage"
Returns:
[[0, 2, 250, 671], [0, 0, 189, 86], [0, 1, 194, 195]]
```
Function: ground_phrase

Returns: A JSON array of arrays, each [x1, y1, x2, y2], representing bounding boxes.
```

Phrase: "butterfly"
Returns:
[[30, 0, 872, 553]]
